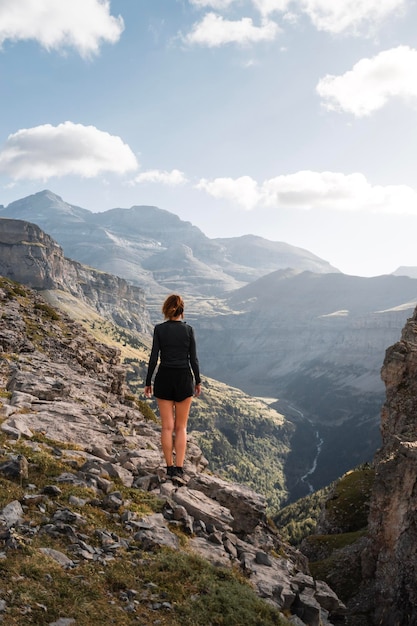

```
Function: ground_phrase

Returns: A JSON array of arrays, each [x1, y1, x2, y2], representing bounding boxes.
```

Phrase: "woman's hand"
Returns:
[[195, 383, 202, 397], [144, 385, 152, 398]]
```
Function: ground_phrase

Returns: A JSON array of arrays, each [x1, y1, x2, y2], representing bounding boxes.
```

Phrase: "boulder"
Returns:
[[186, 473, 266, 534]]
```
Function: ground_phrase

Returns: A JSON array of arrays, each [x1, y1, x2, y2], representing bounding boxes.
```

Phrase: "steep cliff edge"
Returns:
[[0, 217, 151, 335], [301, 307, 417, 625], [363, 307, 417, 625]]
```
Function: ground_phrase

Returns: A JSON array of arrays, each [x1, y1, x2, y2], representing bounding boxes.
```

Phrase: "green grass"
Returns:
[[0, 427, 290, 626], [0, 546, 290, 625], [308, 530, 366, 602], [274, 484, 333, 545], [298, 466, 375, 604], [323, 466, 374, 532]]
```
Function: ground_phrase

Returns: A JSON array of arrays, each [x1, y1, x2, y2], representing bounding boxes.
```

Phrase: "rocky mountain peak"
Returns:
[[6, 189, 90, 222]]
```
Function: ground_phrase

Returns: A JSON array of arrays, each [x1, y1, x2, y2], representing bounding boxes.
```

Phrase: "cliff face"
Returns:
[[0, 217, 151, 335], [364, 307, 417, 625]]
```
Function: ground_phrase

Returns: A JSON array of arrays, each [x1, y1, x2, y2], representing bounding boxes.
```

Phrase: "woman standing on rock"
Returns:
[[145, 294, 201, 479]]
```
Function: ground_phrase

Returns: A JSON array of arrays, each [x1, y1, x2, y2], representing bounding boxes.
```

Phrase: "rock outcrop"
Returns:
[[361, 307, 417, 625], [0, 217, 151, 335], [0, 277, 346, 625]]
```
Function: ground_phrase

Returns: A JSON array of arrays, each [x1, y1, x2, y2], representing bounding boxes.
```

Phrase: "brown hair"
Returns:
[[162, 294, 184, 320]]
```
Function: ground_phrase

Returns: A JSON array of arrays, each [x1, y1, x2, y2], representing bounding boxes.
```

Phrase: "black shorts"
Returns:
[[153, 366, 194, 402]]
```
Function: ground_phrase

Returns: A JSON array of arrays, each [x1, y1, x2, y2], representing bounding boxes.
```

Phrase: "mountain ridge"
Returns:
[[0, 190, 340, 296]]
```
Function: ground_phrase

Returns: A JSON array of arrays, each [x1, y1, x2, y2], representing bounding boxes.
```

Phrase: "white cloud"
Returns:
[[197, 170, 417, 214], [0, 0, 124, 57], [134, 169, 188, 186], [187, 0, 407, 34], [189, 0, 238, 8], [196, 176, 261, 209], [184, 12, 280, 46], [252, 0, 292, 16], [317, 46, 417, 116], [0, 122, 138, 180], [298, 0, 407, 35]]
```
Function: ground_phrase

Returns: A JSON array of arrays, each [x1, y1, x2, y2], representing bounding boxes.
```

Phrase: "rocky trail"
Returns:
[[0, 278, 346, 625]]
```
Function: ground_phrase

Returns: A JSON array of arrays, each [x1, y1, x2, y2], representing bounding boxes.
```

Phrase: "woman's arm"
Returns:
[[189, 327, 201, 385], [145, 327, 160, 388]]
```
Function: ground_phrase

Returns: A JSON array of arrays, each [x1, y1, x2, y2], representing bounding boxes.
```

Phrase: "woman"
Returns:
[[144, 294, 201, 479]]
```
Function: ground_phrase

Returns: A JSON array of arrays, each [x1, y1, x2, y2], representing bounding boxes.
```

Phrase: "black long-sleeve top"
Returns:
[[145, 320, 201, 386]]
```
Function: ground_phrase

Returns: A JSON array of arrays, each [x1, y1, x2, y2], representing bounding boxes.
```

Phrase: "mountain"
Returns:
[[0, 190, 339, 296], [213, 234, 335, 279], [194, 269, 417, 496]]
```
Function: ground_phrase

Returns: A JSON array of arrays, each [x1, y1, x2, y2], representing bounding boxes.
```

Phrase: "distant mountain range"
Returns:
[[0, 190, 339, 296]]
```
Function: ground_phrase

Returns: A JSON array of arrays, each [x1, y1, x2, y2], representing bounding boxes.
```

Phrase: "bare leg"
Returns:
[[157, 399, 175, 466], [173, 396, 193, 467]]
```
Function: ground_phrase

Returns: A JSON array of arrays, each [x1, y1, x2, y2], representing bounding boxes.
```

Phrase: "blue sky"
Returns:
[[1, 0, 417, 277]]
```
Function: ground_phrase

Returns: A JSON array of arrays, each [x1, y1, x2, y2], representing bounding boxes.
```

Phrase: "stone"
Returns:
[[52, 509, 86, 526], [293, 588, 321, 626], [255, 551, 273, 566], [172, 487, 234, 532], [133, 514, 180, 551], [186, 473, 266, 533], [314, 579, 346, 613], [43, 485, 62, 497], [1, 416, 33, 438], [101, 462, 134, 487], [133, 474, 159, 491], [189, 536, 231, 568], [89, 445, 115, 462], [40, 548, 74, 568], [102, 493, 124, 511], [0, 500, 24, 528]]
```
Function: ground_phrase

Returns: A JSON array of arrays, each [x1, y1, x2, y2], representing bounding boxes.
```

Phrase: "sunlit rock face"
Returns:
[[0, 217, 151, 334], [364, 307, 417, 625]]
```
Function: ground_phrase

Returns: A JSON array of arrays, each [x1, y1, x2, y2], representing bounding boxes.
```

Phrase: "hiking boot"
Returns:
[[172, 466, 186, 484], [166, 465, 175, 478]]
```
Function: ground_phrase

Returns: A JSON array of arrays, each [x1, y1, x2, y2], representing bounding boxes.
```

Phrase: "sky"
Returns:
[[1, 0, 417, 277]]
